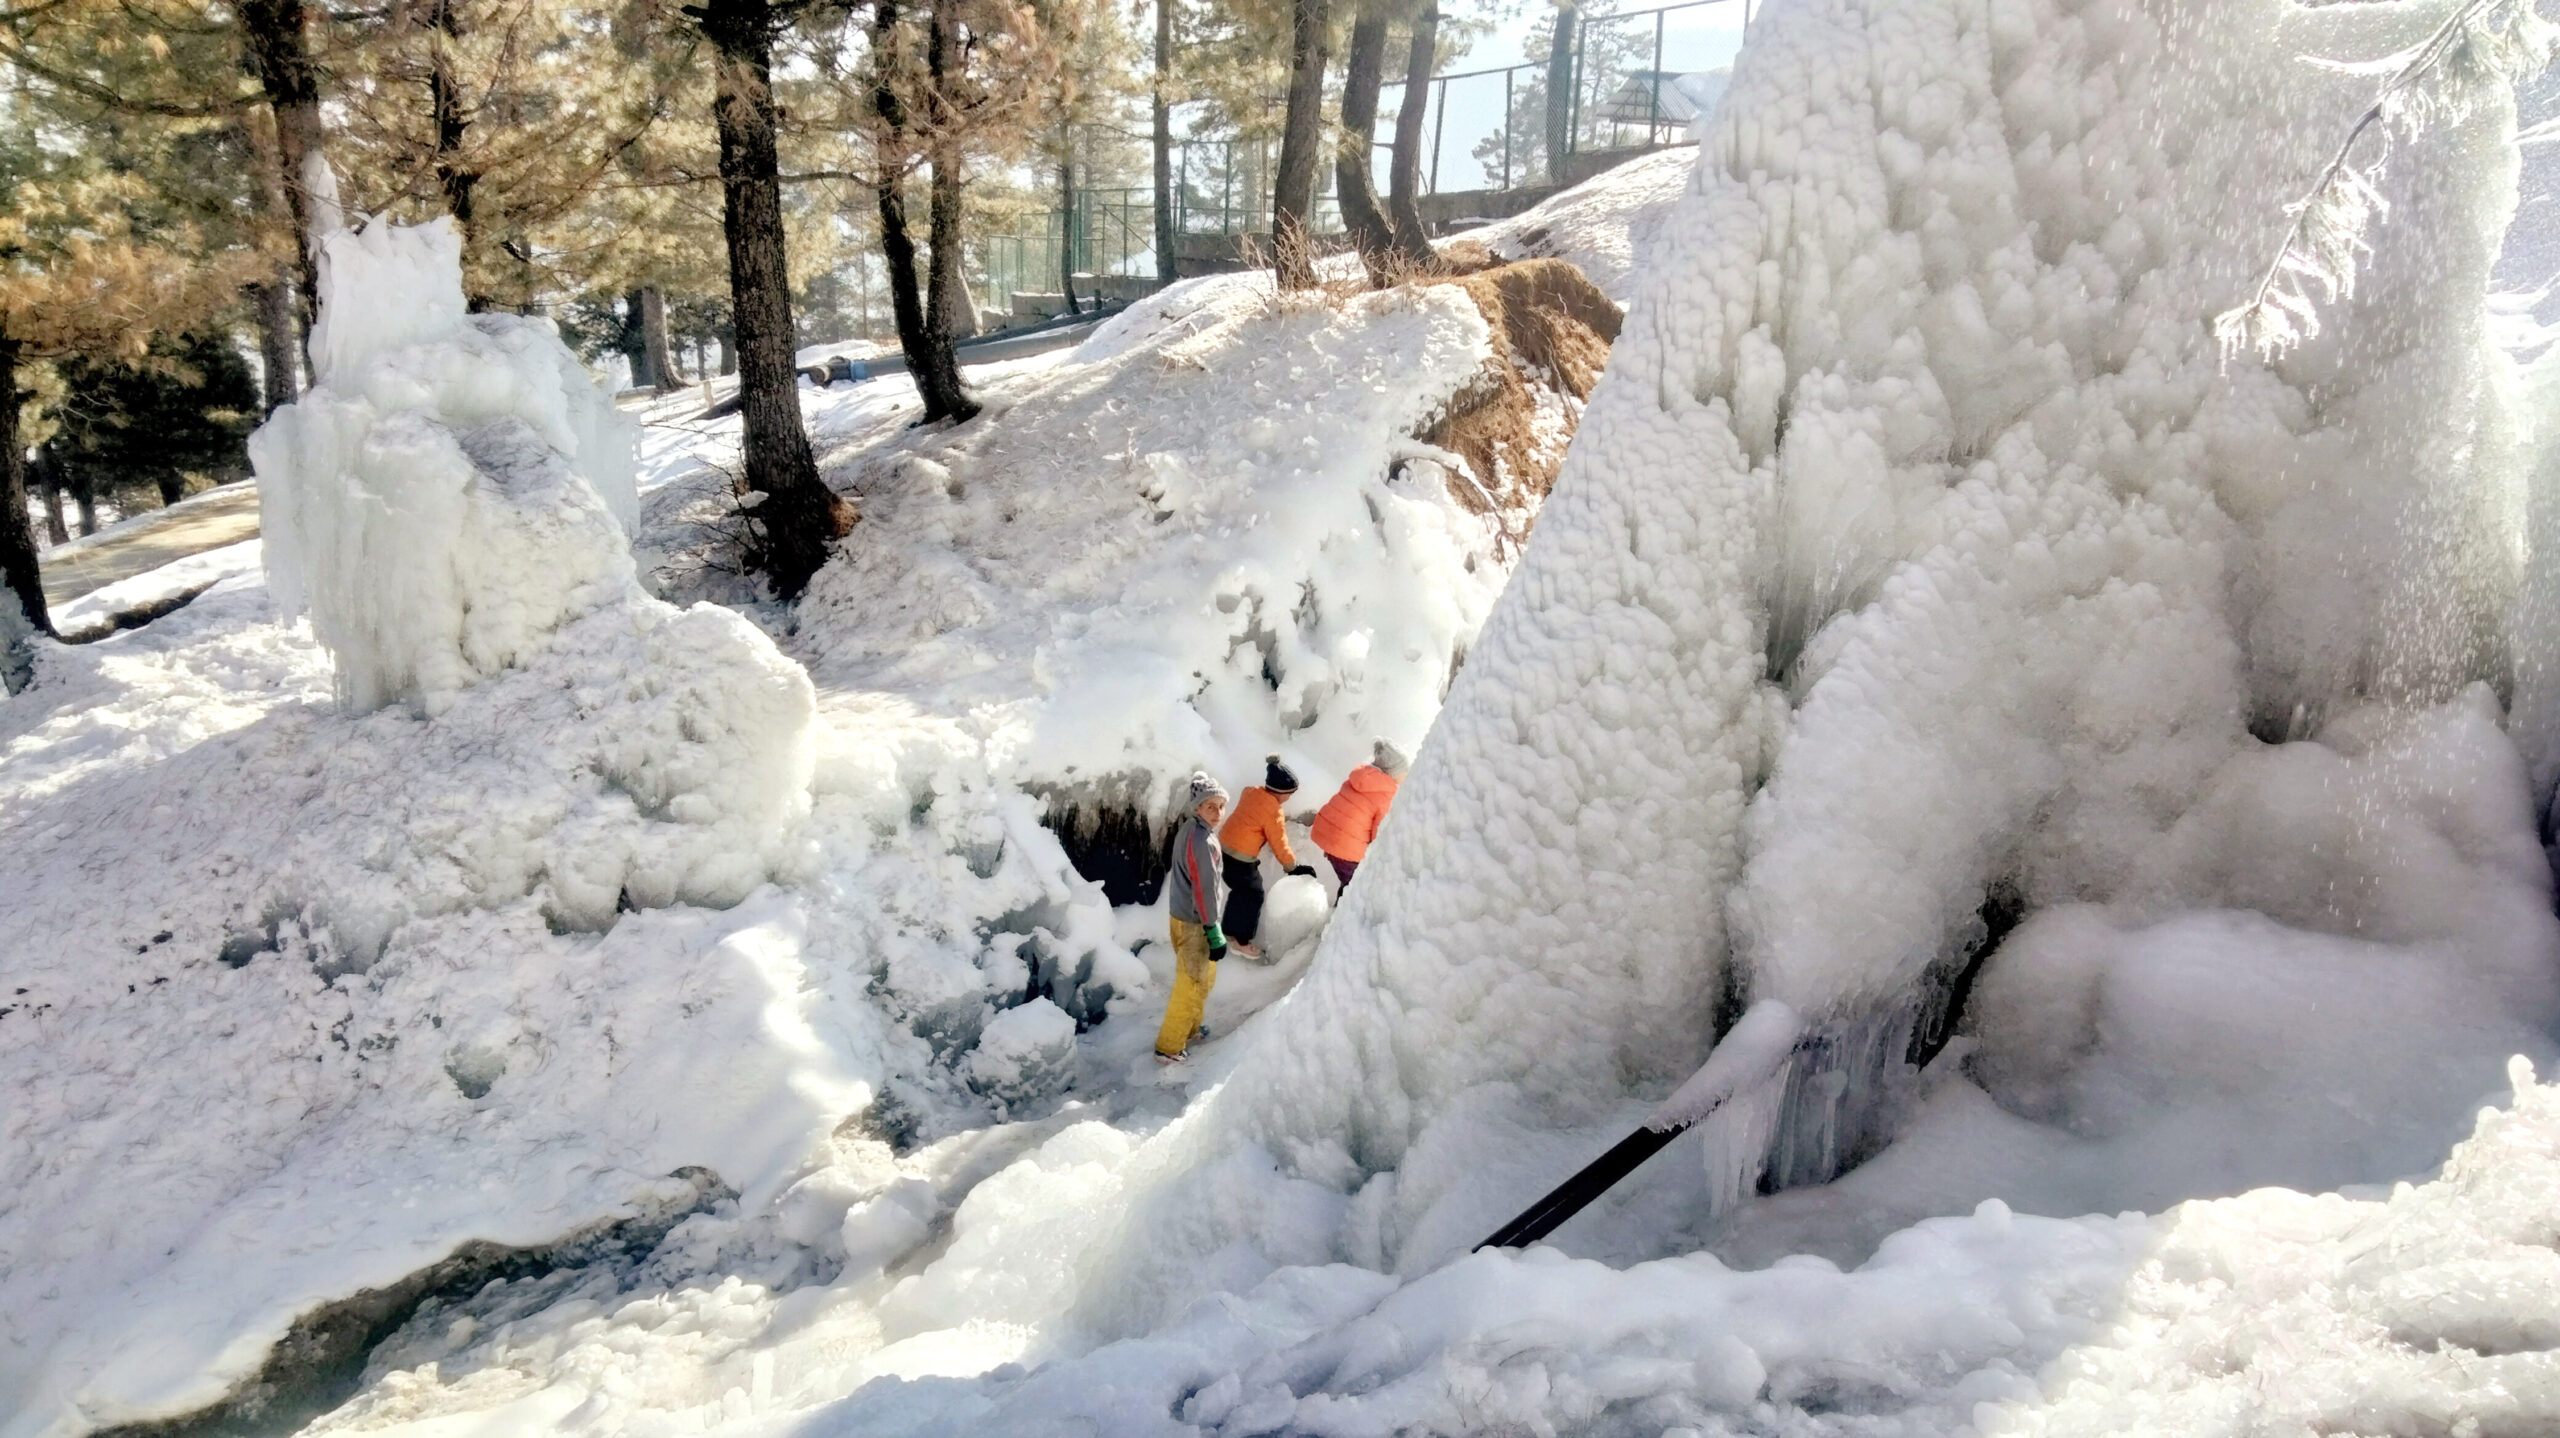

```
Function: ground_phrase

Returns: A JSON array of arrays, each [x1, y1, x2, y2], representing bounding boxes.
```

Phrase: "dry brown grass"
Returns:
[[1411, 257, 1623, 530]]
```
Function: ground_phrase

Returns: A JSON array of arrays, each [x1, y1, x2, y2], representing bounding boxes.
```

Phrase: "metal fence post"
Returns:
[[1567, 21, 1583, 161], [1430, 75, 1448, 194], [1648, 8, 1664, 144], [1503, 69, 1513, 189]]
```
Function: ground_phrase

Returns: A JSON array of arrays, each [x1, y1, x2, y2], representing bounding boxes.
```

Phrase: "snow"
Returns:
[[0, 219, 845, 1430], [0, 217, 1553, 1427], [775, 272, 1512, 833], [677, 1062, 2560, 1437], [46, 538, 264, 640], [967, 998, 1078, 1115], [1465, 146, 1696, 302], [10, 0, 2560, 1431]]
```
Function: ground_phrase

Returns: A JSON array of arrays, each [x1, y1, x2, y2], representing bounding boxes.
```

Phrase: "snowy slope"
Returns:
[[16, 0, 2560, 1430], [790, 275, 1506, 810], [1464, 146, 1697, 302], [0, 240, 1574, 1429]]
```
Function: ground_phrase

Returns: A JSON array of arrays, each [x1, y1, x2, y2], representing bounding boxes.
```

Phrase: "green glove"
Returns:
[[1202, 924, 1226, 949]]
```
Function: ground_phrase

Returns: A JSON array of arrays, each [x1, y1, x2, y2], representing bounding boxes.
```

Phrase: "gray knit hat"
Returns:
[[1187, 770, 1230, 808], [1372, 739, 1410, 778]]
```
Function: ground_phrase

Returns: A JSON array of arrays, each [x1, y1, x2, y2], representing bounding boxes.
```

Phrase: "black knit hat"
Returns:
[[1264, 754, 1299, 793]]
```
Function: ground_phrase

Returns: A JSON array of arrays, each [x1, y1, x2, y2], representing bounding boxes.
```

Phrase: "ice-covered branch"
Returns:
[[2216, 0, 2558, 365]]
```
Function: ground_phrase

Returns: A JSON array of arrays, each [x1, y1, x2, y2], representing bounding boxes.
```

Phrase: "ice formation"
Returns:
[[241, 217, 808, 948], [788, 1064, 2560, 1436], [254, 218, 643, 715], [1048, 0, 2560, 1320], [0, 220, 837, 1429]]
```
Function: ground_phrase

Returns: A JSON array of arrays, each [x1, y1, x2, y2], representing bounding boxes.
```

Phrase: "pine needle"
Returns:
[[2216, 0, 2560, 367]]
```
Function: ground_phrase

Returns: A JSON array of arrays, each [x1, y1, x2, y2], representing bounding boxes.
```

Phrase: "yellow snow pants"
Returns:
[[1155, 917, 1218, 1057]]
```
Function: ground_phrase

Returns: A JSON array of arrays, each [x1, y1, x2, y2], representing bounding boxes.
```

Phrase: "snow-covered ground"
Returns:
[[10, 0, 2560, 1433], [0, 192, 1555, 1431]]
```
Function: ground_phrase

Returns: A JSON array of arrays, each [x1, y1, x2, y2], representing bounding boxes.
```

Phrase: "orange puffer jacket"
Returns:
[[1310, 765, 1399, 862], [1219, 786, 1299, 868]]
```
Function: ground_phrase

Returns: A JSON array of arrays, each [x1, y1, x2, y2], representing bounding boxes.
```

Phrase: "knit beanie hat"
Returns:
[[1187, 770, 1230, 808], [1373, 739, 1410, 778], [1264, 754, 1299, 793]]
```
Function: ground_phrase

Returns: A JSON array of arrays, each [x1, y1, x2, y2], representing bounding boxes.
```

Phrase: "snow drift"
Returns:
[[0, 220, 850, 1432]]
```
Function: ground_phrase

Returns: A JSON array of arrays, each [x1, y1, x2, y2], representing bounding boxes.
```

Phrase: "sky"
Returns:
[[1384, 0, 1749, 193]]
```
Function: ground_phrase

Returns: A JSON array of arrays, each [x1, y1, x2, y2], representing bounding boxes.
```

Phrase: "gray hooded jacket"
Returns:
[[1164, 816, 1224, 928]]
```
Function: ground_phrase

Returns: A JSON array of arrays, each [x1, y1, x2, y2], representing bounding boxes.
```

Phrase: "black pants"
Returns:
[[1220, 853, 1266, 944]]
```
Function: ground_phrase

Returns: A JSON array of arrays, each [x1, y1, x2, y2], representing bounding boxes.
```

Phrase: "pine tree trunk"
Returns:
[[240, 111, 305, 408], [1059, 139, 1080, 313], [639, 286, 680, 391], [1335, 3, 1395, 284], [1386, 4, 1443, 267], [877, 175, 950, 408], [1545, 1, 1577, 184], [239, 0, 328, 333], [1271, 0, 1332, 289], [0, 339, 53, 637], [928, 152, 976, 344], [619, 289, 648, 389], [719, 334, 736, 376], [699, 0, 849, 599], [253, 278, 301, 413], [923, 0, 983, 397], [871, 0, 974, 422], [42, 486, 68, 548], [1153, 0, 1178, 285], [427, 0, 483, 303], [75, 487, 96, 537]]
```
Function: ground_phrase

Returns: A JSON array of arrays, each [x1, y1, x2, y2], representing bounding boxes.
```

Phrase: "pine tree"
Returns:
[[1383, 2, 1438, 254], [0, 163, 254, 633], [45, 333, 259, 509], [1269, 0, 1329, 286], [689, 0, 852, 597], [820, 0, 1078, 421], [328, 0, 703, 311], [1153, 0, 1177, 283], [1334, 0, 1440, 281]]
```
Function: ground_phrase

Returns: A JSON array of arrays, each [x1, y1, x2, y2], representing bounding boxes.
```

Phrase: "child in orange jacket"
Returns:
[[1311, 739, 1407, 888], [1217, 755, 1317, 957]]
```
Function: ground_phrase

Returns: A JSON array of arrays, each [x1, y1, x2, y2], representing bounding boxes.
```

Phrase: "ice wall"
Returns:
[[247, 218, 812, 945], [1097, 0, 2560, 1297], [255, 219, 642, 715]]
